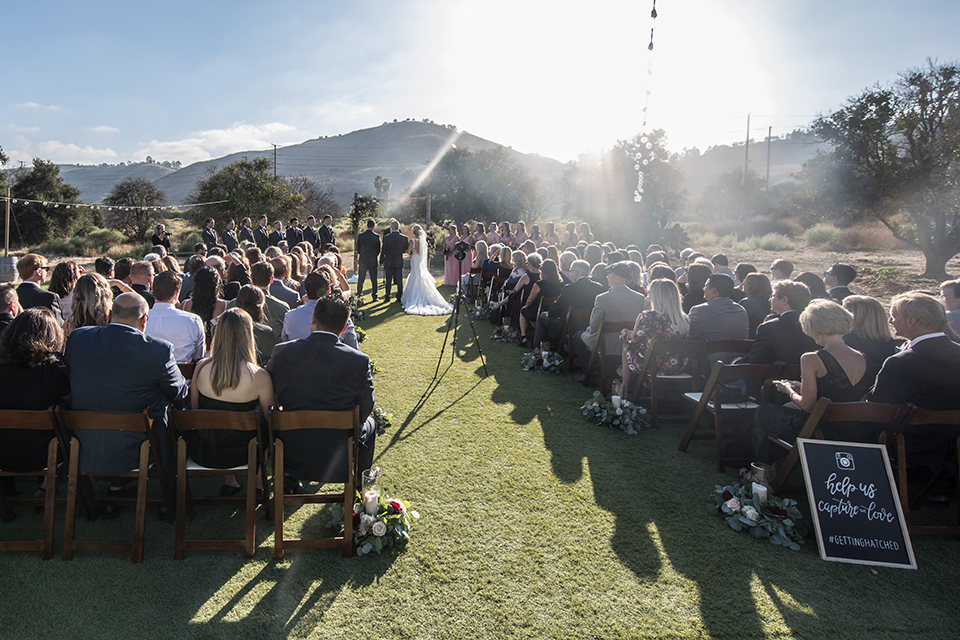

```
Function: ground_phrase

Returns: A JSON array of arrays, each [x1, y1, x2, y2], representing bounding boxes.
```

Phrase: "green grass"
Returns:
[[3, 284, 960, 639]]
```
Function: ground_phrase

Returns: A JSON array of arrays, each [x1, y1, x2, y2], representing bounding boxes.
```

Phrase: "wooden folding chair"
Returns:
[[270, 408, 359, 559], [564, 308, 592, 372], [538, 295, 558, 315], [59, 407, 170, 563], [582, 320, 635, 391], [0, 407, 64, 560], [169, 408, 266, 559], [177, 363, 196, 382], [892, 407, 960, 536], [627, 339, 706, 429], [487, 276, 508, 306], [679, 362, 778, 472], [768, 398, 913, 493], [479, 270, 496, 304]]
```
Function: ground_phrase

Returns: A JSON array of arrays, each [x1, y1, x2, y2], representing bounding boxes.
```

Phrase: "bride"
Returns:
[[402, 224, 454, 316]]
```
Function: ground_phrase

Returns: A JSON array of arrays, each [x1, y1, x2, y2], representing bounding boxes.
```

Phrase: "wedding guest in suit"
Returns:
[[356, 218, 382, 300], [266, 295, 377, 489], [824, 263, 856, 302], [65, 293, 188, 515], [841, 295, 899, 365], [151, 224, 171, 251], [234, 285, 277, 366], [129, 261, 156, 308], [144, 271, 205, 364], [234, 261, 290, 340], [238, 217, 255, 245], [939, 279, 960, 336], [738, 280, 817, 365], [268, 257, 301, 308], [533, 260, 603, 349], [712, 254, 736, 283], [319, 214, 336, 253], [16, 254, 63, 324], [221, 219, 239, 252], [201, 218, 218, 248], [0, 284, 21, 335], [688, 274, 749, 358], [869, 291, 960, 475], [254, 215, 270, 251], [380, 219, 408, 302], [573, 262, 645, 383], [286, 218, 303, 248], [303, 215, 320, 251], [268, 221, 285, 247]]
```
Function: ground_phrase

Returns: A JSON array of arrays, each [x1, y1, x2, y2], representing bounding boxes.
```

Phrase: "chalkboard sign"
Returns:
[[798, 439, 916, 569]]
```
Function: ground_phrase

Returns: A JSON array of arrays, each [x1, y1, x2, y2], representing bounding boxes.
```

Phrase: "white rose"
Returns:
[[371, 521, 388, 537], [743, 505, 760, 522], [616, 408, 623, 415]]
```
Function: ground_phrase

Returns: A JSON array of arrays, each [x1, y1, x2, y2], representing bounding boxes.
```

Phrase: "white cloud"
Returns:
[[88, 125, 120, 134], [33, 140, 118, 163], [7, 124, 39, 133], [137, 122, 300, 165], [14, 101, 61, 111]]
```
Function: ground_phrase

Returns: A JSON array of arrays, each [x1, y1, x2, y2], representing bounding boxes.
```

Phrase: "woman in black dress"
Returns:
[[841, 295, 899, 365], [151, 224, 172, 251], [521, 259, 563, 347]]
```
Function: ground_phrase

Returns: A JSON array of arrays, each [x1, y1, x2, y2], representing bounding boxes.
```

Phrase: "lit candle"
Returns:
[[363, 489, 380, 515], [752, 482, 768, 504], [503, 323, 510, 332], [611, 395, 622, 408]]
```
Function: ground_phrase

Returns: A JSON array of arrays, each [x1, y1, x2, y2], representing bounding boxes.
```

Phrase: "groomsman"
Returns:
[[380, 219, 408, 302], [201, 218, 218, 248], [303, 215, 320, 252], [286, 218, 303, 247], [254, 215, 270, 251], [319, 215, 336, 253], [355, 218, 382, 300], [269, 221, 285, 247], [239, 217, 255, 244], [221, 219, 239, 252]]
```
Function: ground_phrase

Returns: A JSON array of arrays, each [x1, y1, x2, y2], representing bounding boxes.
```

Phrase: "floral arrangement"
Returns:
[[714, 469, 809, 551], [329, 492, 419, 556], [521, 351, 564, 374], [373, 405, 393, 435], [491, 326, 520, 343], [355, 327, 367, 344], [471, 306, 491, 321], [369, 359, 382, 376], [349, 295, 366, 322], [580, 390, 647, 435]]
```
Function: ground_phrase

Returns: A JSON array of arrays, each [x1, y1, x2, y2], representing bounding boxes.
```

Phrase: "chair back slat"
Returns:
[[58, 408, 153, 433], [270, 409, 357, 432], [705, 339, 754, 355], [906, 407, 960, 426], [0, 408, 58, 431], [170, 408, 259, 432]]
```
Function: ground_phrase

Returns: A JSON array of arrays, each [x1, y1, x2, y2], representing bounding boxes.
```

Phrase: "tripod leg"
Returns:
[[434, 291, 460, 379], [462, 298, 489, 377]]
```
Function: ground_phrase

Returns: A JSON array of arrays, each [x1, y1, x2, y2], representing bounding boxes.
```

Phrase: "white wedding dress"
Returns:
[[402, 230, 454, 316]]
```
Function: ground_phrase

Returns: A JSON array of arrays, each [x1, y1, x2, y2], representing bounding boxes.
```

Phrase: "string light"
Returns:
[[634, 1, 659, 202], [0, 196, 229, 211]]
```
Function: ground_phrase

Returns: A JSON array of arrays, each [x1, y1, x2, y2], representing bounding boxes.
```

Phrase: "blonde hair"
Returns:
[[474, 240, 488, 260], [648, 278, 690, 336], [412, 224, 423, 235], [209, 308, 256, 396], [499, 246, 511, 263], [800, 299, 853, 339], [511, 250, 526, 270], [890, 291, 948, 333], [69, 273, 113, 330], [843, 295, 892, 342]]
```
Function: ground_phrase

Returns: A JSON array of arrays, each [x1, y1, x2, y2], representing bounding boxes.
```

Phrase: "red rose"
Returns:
[[722, 490, 733, 501], [769, 506, 788, 517], [389, 500, 404, 513], [536, 358, 544, 366]]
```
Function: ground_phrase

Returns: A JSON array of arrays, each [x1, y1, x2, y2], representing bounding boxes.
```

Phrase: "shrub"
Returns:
[[803, 224, 841, 245], [688, 231, 718, 247], [737, 233, 795, 252], [35, 228, 127, 257], [177, 231, 202, 252], [838, 223, 909, 250]]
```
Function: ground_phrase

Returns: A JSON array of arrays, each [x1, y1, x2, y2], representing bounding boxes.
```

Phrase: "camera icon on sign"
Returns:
[[836, 452, 855, 471]]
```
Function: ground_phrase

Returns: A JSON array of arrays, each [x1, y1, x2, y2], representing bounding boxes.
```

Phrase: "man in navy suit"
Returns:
[[355, 218, 382, 300], [268, 221, 285, 247], [379, 219, 408, 302], [16, 253, 63, 324], [221, 219, 239, 252], [266, 295, 376, 486], [870, 291, 960, 474], [737, 280, 818, 365], [65, 293, 188, 509], [254, 215, 270, 251], [303, 215, 320, 252], [286, 217, 303, 248], [201, 218, 219, 248], [319, 214, 336, 253], [825, 263, 856, 302], [238, 217, 255, 245]]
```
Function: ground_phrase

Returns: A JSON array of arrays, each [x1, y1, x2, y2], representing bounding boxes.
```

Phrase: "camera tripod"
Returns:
[[435, 255, 488, 379]]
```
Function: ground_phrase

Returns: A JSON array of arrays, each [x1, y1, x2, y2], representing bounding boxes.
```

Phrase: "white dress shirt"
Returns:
[[281, 299, 318, 342], [144, 301, 205, 363]]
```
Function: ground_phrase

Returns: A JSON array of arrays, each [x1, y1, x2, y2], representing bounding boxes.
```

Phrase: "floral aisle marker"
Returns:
[[714, 469, 809, 551], [328, 492, 419, 556], [521, 351, 564, 374], [372, 405, 393, 435], [369, 359, 382, 376], [350, 296, 366, 322], [491, 326, 520, 343], [355, 326, 367, 344], [580, 390, 648, 435]]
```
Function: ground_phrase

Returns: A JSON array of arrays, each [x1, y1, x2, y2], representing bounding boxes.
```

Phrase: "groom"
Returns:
[[380, 218, 408, 303]]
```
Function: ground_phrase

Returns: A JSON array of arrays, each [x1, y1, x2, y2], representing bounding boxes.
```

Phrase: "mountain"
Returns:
[[55, 163, 176, 204]]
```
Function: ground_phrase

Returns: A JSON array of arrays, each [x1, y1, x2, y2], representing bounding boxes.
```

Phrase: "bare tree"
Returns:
[[287, 176, 341, 220]]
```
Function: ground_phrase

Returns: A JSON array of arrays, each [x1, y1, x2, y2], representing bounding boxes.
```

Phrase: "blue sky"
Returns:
[[3, 0, 958, 167]]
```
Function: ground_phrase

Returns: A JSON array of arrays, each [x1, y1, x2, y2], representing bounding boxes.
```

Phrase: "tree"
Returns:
[[10, 158, 94, 246], [286, 176, 340, 221], [0, 146, 7, 190], [374, 175, 392, 200], [189, 157, 303, 230], [350, 193, 380, 235], [696, 168, 768, 222], [810, 60, 960, 278], [102, 177, 166, 241]]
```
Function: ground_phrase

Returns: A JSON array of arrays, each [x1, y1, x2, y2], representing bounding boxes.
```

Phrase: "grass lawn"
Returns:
[[3, 283, 960, 639]]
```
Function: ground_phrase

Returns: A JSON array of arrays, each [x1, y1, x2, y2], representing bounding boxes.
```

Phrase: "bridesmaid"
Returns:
[[514, 221, 529, 247], [499, 222, 514, 248], [443, 225, 460, 286], [543, 222, 559, 246], [460, 224, 475, 270]]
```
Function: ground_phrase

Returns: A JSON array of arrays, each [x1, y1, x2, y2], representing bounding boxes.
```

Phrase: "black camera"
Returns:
[[454, 240, 470, 262]]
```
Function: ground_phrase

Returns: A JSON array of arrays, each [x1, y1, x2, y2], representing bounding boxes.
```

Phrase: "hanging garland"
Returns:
[[632, 1, 659, 203], [0, 196, 228, 211]]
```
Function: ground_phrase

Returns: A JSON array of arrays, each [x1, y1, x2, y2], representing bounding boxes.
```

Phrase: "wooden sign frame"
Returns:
[[798, 438, 916, 570]]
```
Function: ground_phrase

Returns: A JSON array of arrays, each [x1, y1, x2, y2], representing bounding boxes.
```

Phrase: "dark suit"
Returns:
[[268, 229, 285, 247], [737, 310, 817, 365], [303, 226, 320, 252], [688, 297, 749, 342], [65, 324, 188, 473], [221, 228, 239, 252], [17, 282, 63, 324], [534, 276, 604, 347], [0, 311, 14, 336], [286, 226, 303, 248], [239, 225, 255, 245], [829, 286, 853, 302], [869, 335, 960, 473], [201, 226, 218, 248], [355, 229, 382, 299], [131, 283, 155, 309], [254, 225, 270, 251], [319, 224, 336, 253], [269, 279, 301, 308], [266, 332, 376, 481], [380, 230, 408, 300]]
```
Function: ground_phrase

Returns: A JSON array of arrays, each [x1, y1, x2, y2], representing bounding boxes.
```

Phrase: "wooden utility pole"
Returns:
[[765, 126, 773, 190], [743, 114, 751, 183], [4, 187, 10, 257], [271, 144, 278, 177]]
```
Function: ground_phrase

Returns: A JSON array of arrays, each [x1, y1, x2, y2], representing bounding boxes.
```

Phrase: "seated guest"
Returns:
[[559, 251, 577, 283], [178, 255, 206, 303], [183, 266, 228, 347], [869, 292, 960, 476], [737, 280, 818, 365], [94, 256, 115, 279], [533, 260, 603, 349], [492, 253, 542, 327], [681, 263, 711, 313], [842, 295, 899, 365], [939, 279, 960, 337], [317, 254, 352, 300], [688, 274, 749, 346], [16, 254, 63, 324], [738, 273, 772, 336], [625, 261, 644, 293], [266, 295, 377, 488], [824, 263, 857, 302], [161, 255, 181, 276], [65, 273, 124, 336], [506, 250, 527, 284], [620, 278, 691, 394], [0, 283, 22, 335], [795, 272, 829, 299], [269, 257, 301, 308], [574, 262, 645, 383], [753, 299, 870, 462], [588, 262, 609, 291], [519, 259, 564, 347], [128, 260, 156, 308], [734, 263, 758, 289], [233, 261, 290, 340], [235, 285, 277, 366], [770, 258, 793, 284], [48, 261, 82, 314], [281, 270, 332, 342], [712, 254, 736, 282], [0, 309, 70, 481], [144, 272, 205, 363], [186, 308, 274, 495], [65, 293, 188, 510], [647, 262, 677, 285]]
